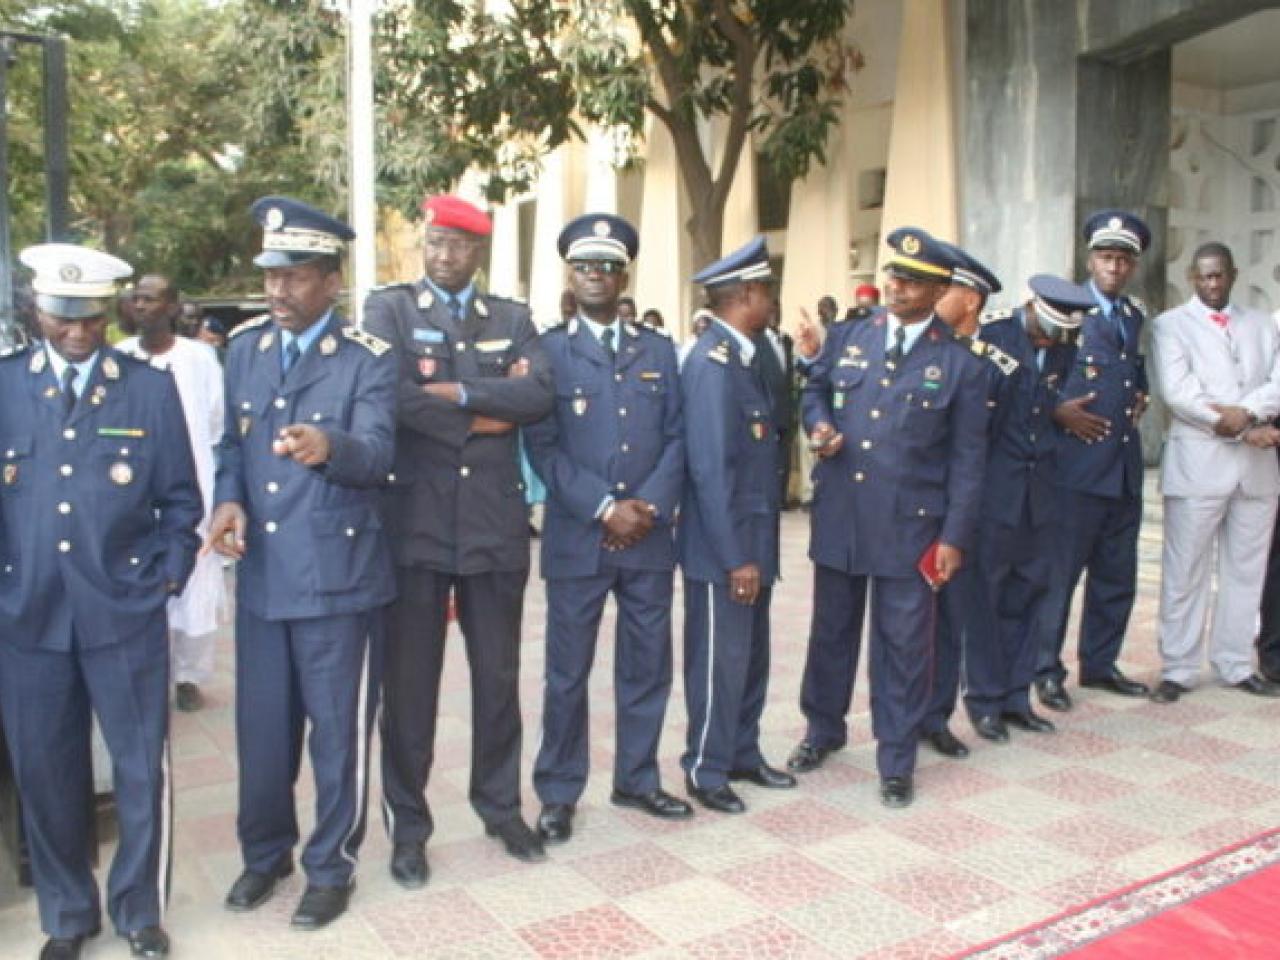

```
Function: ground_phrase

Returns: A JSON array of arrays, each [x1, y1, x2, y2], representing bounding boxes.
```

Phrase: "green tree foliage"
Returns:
[[246, 0, 857, 268]]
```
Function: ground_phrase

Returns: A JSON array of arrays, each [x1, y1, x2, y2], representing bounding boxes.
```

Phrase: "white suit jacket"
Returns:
[[1153, 296, 1280, 498]]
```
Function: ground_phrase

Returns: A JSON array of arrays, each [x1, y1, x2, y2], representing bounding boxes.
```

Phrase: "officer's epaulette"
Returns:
[[343, 326, 391, 356], [1129, 296, 1146, 314], [229, 313, 271, 338], [0, 343, 29, 361], [371, 281, 413, 293], [980, 307, 1014, 325], [705, 339, 731, 365], [951, 331, 1019, 376]]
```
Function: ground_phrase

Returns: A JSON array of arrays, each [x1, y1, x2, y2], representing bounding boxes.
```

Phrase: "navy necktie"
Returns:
[[887, 325, 906, 370], [600, 326, 616, 361], [446, 294, 463, 323], [61, 365, 78, 420], [283, 340, 300, 374]]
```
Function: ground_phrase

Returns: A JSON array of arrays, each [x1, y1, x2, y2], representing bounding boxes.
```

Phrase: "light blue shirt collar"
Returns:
[[44, 344, 98, 397], [710, 317, 755, 364], [577, 314, 621, 348], [424, 278, 475, 315], [279, 310, 332, 359], [1088, 279, 1119, 318], [886, 314, 932, 356]]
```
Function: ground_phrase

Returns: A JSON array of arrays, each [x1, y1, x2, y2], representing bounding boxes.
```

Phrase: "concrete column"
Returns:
[[634, 115, 693, 337], [583, 126, 619, 215], [528, 150, 571, 328], [488, 199, 522, 300], [878, 0, 959, 268]]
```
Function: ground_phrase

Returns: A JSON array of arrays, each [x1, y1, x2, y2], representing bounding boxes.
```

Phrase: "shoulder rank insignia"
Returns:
[[0, 343, 27, 360], [1129, 296, 1145, 314], [706, 341, 730, 365], [230, 313, 272, 338], [258, 330, 275, 353], [343, 327, 391, 356], [984, 343, 1020, 376], [417, 288, 435, 310], [319, 334, 338, 356], [102, 356, 120, 380], [623, 321, 641, 339], [980, 307, 1013, 325], [475, 298, 489, 318]]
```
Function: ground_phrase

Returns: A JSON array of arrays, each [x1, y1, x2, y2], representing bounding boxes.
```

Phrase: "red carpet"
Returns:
[[955, 828, 1280, 959]]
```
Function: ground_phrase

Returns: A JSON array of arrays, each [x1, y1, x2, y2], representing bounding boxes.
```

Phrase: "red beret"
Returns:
[[854, 283, 880, 301], [421, 195, 492, 236]]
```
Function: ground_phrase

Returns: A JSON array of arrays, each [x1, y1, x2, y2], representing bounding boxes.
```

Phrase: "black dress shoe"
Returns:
[[39, 927, 99, 960], [728, 763, 798, 788], [1080, 668, 1149, 697], [390, 841, 429, 888], [175, 681, 203, 712], [536, 803, 575, 843], [879, 777, 914, 809], [225, 855, 294, 911], [122, 925, 170, 958], [1001, 711, 1056, 734], [786, 741, 840, 773], [291, 883, 352, 930], [972, 715, 1010, 743], [921, 726, 970, 759], [685, 777, 746, 814], [1234, 673, 1280, 697], [1150, 679, 1190, 704], [1035, 677, 1073, 711], [610, 788, 693, 819], [485, 817, 547, 863]]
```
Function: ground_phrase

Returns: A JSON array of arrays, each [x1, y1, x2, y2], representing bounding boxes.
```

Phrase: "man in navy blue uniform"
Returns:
[[525, 214, 691, 844], [364, 195, 554, 882], [917, 241, 1009, 760], [962, 276, 1094, 740], [0, 244, 202, 959], [787, 227, 989, 808], [1035, 211, 1153, 710], [680, 236, 797, 815], [206, 197, 396, 930]]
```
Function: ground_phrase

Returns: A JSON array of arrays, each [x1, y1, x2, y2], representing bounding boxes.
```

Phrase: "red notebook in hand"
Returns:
[[918, 540, 944, 591]]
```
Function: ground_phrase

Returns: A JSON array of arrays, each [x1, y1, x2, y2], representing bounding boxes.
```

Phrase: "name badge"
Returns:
[[476, 338, 512, 353], [413, 328, 445, 343]]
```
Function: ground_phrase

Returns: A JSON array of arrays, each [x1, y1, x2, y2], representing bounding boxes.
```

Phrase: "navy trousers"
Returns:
[[920, 567, 982, 734], [235, 607, 378, 887], [534, 568, 674, 804], [0, 623, 169, 938], [380, 567, 527, 844], [798, 563, 868, 749], [681, 578, 771, 789], [965, 510, 1052, 718], [1037, 489, 1142, 684]]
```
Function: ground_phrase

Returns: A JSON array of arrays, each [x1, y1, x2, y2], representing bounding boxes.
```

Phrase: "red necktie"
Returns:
[[1209, 311, 1229, 330]]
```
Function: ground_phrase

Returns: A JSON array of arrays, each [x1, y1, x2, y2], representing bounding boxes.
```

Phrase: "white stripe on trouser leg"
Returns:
[[340, 632, 372, 869], [157, 738, 172, 915], [691, 582, 717, 787]]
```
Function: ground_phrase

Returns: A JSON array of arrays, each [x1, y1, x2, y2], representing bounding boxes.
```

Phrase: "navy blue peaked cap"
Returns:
[[251, 196, 355, 268]]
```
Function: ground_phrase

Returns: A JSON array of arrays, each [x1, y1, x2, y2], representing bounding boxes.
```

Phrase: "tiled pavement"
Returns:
[[3, 485, 1279, 958]]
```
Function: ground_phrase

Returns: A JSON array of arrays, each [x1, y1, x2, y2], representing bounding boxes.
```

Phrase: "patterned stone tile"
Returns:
[[679, 916, 836, 960], [361, 887, 502, 955], [804, 827, 937, 884], [1033, 864, 1137, 910], [570, 841, 695, 898], [882, 806, 1009, 854], [873, 862, 1014, 923], [1077, 745, 1200, 786], [861, 929, 970, 960], [1194, 712, 1280, 749], [1098, 787, 1222, 838], [1019, 728, 1124, 761], [620, 875, 760, 944], [956, 833, 1093, 889], [652, 819, 787, 874], [1145, 730, 1251, 766], [1107, 838, 1206, 881], [1034, 811, 1163, 861], [958, 740, 1067, 781], [914, 765, 1009, 802], [517, 904, 664, 958], [1186, 817, 1273, 852], [429, 836, 531, 886], [1025, 766, 1142, 806], [748, 797, 867, 846], [1221, 748, 1280, 788], [942, 893, 1060, 944], [782, 887, 934, 955], [952, 785, 1082, 833], [716, 851, 852, 909], [468, 863, 608, 927], [1165, 769, 1280, 812]]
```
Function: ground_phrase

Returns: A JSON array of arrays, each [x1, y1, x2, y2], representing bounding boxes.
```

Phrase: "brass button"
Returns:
[[266, 481, 279, 493], [63, 428, 76, 440], [264, 521, 278, 533], [57, 502, 71, 515], [274, 397, 287, 410], [60, 464, 73, 477], [854, 472, 865, 482], [870, 409, 881, 419], [57, 540, 71, 553], [460, 466, 470, 478], [861, 440, 872, 450]]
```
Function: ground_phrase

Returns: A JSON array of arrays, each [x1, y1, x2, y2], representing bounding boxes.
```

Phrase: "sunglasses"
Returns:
[[570, 261, 625, 276]]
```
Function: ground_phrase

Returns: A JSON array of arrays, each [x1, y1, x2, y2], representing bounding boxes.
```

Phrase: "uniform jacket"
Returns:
[[976, 309, 1072, 528], [1153, 297, 1280, 498], [525, 318, 683, 579], [0, 345, 202, 650], [678, 320, 780, 585], [363, 280, 553, 573], [802, 314, 989, 577], [214, 312, 396, 620], [1052, 297, 1148, 499]]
